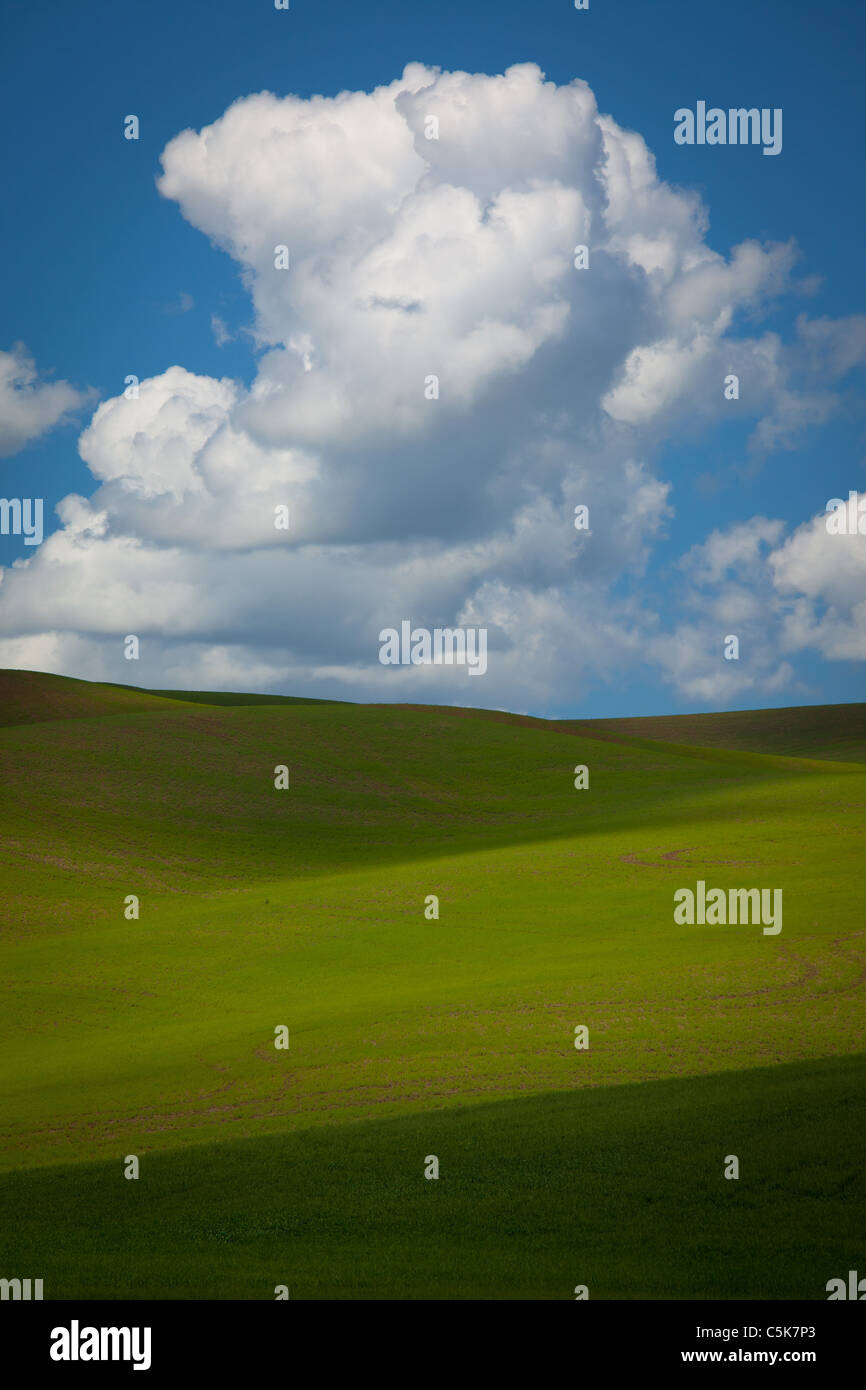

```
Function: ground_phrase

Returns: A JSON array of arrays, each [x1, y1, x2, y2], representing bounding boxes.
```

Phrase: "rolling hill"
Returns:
[[0, 670, 863, 1298], [558, 702, 866, 765]]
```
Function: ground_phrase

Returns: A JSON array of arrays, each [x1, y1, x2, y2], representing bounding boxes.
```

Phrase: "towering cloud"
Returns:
[[0, 64, 863, 706]]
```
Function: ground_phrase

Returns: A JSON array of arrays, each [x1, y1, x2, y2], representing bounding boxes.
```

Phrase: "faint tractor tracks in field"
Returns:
[[5, 935, 863, 1157], [620, 847, 758, 869], [704, 933, 865, 1003], [619, 846, 865, 1002], [827, 931, 866, 995]]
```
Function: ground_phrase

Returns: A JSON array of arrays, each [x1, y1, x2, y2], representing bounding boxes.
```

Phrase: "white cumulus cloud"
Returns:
[[0, 344, 92, 458], [1, 64, 863, 709]]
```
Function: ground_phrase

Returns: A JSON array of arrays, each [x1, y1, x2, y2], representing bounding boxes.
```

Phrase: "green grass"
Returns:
[[559, 702, 866, 764], [0, 668, 190, 727], [0, 672, 864, 1298], [104, 683, 346, 708], [2, 1058, 862, 1299]]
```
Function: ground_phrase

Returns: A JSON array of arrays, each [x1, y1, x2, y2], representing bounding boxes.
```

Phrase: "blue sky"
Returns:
[[1, 0, 864, 716]]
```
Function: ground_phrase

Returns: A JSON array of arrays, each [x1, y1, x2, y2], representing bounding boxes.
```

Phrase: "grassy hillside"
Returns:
[[0, 669, 190, 727], [4, 1057, 861, 1300], [559, 702, 866, 764], [1, 697, 850, 899], [0, 670, 863, 1298], [105, 683, 345, 708]]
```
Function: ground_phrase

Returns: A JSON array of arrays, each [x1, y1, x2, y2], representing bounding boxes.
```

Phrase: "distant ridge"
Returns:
[[557, 703, 866, 765], [105, 683, 347, 709], [0, 669, 189, 727], [0, 670, 862, 763], [0, 670, 347, 727]]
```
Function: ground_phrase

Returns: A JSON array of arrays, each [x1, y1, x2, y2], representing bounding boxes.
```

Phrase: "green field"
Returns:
[[1, 671, 864, 1299]]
